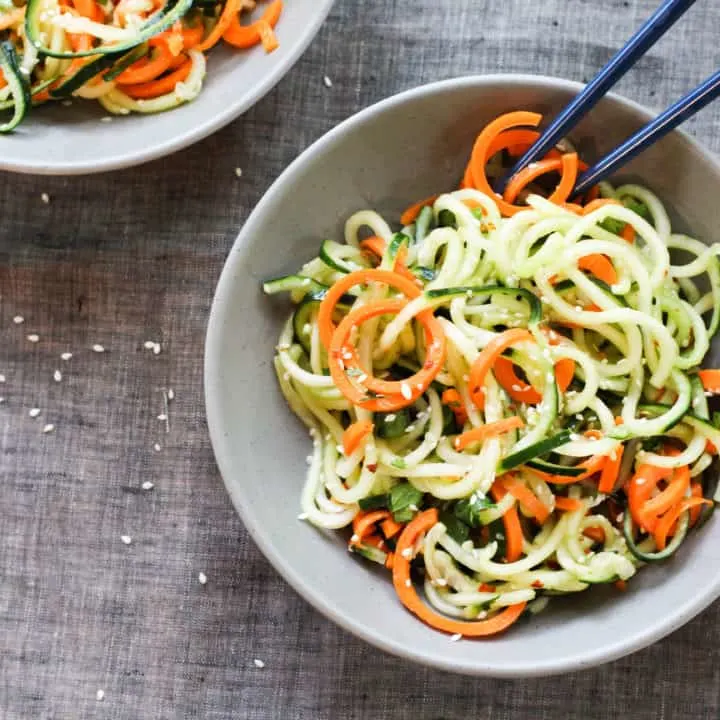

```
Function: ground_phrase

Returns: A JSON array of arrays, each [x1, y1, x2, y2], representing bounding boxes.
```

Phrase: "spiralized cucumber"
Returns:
[[265, 184, 718, 628]]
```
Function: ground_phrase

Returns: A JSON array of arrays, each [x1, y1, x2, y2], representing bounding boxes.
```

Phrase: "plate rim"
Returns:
[[0, 0, 336, 175]]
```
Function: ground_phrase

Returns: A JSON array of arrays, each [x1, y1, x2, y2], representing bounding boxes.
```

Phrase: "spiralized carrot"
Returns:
[[328, 298, 446, 412], [554, 497, 584, 512], [467, 328, 534, 410], [698, 369, 720, 393], [342, 420, 374, 456], [122, 58, 192, 99], [577, 254, 618, 285], [392, 509, 526, 636], [468, 111, 543, 216], [352, 510, 390, 542], [490, 484, 524, 561], [195, 0, 242, 51], [223, 0, 283, 49], [359, 236, 418, 283], [503, 153, 579, 207], [317, 269, 421, 350], [454, 417, 524, 451], [653, 497, 711, 550], [116, 41, 173, 85], [598, 444, 623, 494], [501, 477, 551, 523], [441, 388, 468, 426], [400, 195, 439, 226]]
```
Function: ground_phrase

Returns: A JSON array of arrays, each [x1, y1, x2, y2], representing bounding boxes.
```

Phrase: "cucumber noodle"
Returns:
[[265, 183, 719, 631]]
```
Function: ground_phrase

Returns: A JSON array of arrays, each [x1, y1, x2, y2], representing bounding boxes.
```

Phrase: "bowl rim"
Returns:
[[205, 73, 720, 677], [0, 0, 335, 176]]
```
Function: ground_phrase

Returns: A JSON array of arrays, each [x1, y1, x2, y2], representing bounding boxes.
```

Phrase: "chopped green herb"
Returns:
[[453, 494, 495, 527], [358, 494, 389, 511], [439, 510, 470, 543], [389, 482, 423, 522], [377, 409, 411, 439]]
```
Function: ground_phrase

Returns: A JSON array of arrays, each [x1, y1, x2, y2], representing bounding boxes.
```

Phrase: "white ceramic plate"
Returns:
[[205, 75, 720, 677], [0, 0, 334, 175]]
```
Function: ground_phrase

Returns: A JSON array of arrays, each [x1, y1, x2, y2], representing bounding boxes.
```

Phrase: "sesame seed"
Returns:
[[405, 579, 412, 587], [42, 424, 55, 434], [12, 315, 24, 324], [92, 344, 105, 353], [635, 477, 646, 485], [120, 535, 132, 545], [450, 633, 462, 642], [401, 548, 413, 558], [511, 384, 522, 392], [350, 534, 360, 543], [478, 611, 488, 619], [405, 425, 416, 433], [253, 659, 265, 668], [167, 389, 174, 401], [574, 306, 583, 313], [0, 375, 5, 383], [323, 74, 333, 88], [143, 341, 155, 350], [153, 443, 161, 452], [27, 334, 39, 343], [297, 513, 308, 520], [29, 408, 41, 418], [141, 481, 154, 490], [53, 370, 62, 382], [96, 689, 105, 701], [401, 382, 412, 400], [100, 116, 112, 123], [384, 414, 397, 422], [235, 167, 243, 178], [61, 352, 72, 361], [198, 572, 207, 585], [157, 414, 167, 421], [40, 193, 49, 204], [616, 512, 624, 522], [357, 373, 368, 383], [152, 343, 161, 355]]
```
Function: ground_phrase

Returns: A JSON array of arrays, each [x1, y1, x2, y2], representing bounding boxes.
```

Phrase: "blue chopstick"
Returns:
[[574, 68, 720, 195], [497, 0, 698, 191]]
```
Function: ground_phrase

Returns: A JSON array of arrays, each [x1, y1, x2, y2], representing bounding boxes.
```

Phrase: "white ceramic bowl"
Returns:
[[0, 0, 334, 175], [205, 75, 720, 677]]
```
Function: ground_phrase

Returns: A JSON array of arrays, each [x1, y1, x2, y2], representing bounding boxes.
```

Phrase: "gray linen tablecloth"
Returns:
[[2, 1, 720, 717]]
